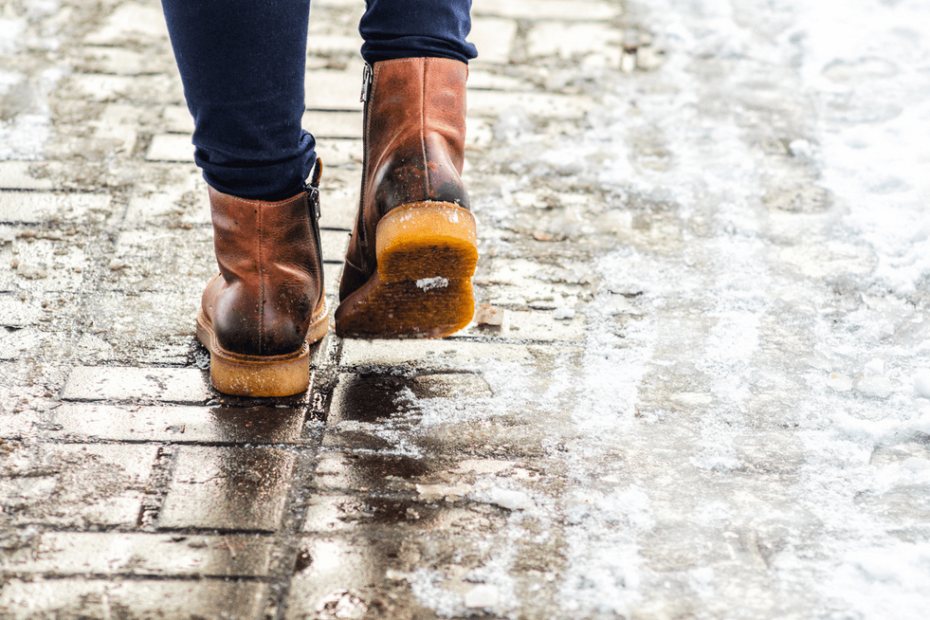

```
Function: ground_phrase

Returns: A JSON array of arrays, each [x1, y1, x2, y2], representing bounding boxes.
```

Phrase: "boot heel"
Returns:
[[208, 346, 310, 398], [376, 201, 478, 283], [335, 201, 478, 339], [197, 306, 328, 397]]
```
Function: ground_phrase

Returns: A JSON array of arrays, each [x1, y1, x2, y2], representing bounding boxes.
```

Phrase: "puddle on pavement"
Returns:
[[328, 371, 490, 424], [207, 405, 307, 443]]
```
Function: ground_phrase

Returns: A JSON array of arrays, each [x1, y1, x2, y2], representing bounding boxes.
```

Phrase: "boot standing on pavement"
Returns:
[[159, 0, 479, 397]]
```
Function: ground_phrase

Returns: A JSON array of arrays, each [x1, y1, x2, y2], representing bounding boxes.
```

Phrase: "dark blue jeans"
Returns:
[[160, 0, 476, 201]]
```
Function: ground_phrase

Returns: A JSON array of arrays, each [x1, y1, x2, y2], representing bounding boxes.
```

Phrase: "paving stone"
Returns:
[[315, 139, 363, 166], [0, 532, 274, 577], [461, 308, 586, 342], [0, 162, 56, 190], [311, 451, 428, 494], [47, 403, 307, 444], [109, 226, 214, 290], [88, 103, 141, 154], [304, 110, 363, 138], [83, 2, 171, 45], [322, 372, 496, 452], [0, 192, 111, 224], [468, 90, 595, 119], [466, 117, 495, 150], [61, 366, 212, 403], [0, 228, 94, 293], [472, 0, 620, 20], [285, 536, 431, 620], [68, 74, 183, 104], [305, 67, 365, 110], [0, 330, 72, 363], [72, 45, 175, 75], [0, 291, 82, 330], [467, 71, 531, 91], [159, 446, 296, 530], [319, 164, 360, 230], [321, 229, 349, 262], [285, 532, 515, 620], [0, 580, 268, 620], [329, 372, 492, 425], [123, 163, 211, 225], [527, 22, 621, 65], [302, 494, 487, 534], [475, 257, 587, 309], [306, 34, 364, 55], [0, 443, 157, 527], [0, 410, 42, 439], [80, 292, 196, 365], [161, 104, 195, 133], [323, 262, 344, 300], [146, 133, 193, 162], [339, 339, 536, 368], [470, 18, 517, 64]]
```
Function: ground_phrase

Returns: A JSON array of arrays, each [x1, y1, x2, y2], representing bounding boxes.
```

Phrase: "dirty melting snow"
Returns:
[[405, 0, 930, 617]]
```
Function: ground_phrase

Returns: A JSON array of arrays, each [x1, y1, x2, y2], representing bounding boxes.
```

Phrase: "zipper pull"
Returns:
[[360, 63, 373, 103]]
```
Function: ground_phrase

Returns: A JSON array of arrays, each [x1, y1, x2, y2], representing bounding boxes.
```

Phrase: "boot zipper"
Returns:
[[356, 63, 374, 254], [360, 63, 373, 103], [306, 159, 324, 272]]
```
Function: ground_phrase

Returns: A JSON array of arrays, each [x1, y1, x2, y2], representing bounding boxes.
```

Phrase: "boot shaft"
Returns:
[[206, 185, 324, 356], [363, 57, 469, 215]]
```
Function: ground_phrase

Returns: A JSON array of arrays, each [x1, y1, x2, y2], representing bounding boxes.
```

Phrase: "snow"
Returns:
[[426, 0, 930, 616], [415, 276, 449, 291], [464, 584, 500, 609], [914, 370, 930, 399]]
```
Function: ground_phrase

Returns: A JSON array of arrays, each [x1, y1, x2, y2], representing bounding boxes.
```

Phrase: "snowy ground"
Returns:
[[419, 0, 930, 617], [2, 0, 930, 618]]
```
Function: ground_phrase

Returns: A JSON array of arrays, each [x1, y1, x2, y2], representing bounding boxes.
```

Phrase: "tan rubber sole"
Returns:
[[196, 297, 329, 397], [335, 201, 478, 338]]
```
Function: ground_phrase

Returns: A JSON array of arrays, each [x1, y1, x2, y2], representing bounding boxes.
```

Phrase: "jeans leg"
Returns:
[[160, 0, 315, 201], [359, 0, 478, 65]]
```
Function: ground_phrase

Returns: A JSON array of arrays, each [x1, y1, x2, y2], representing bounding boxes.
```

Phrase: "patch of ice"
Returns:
[[464, 584, 500, 609], [864, 358, 885, 376], [913, 370, 930, 399], [827, 372, 854, 392], [552, 307, 575, 320], [854, 375, 894, 399], [483, 487, 534, 511]]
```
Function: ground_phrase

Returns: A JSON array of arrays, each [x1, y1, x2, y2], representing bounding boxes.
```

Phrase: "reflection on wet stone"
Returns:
[[159, 446, 295, 530], [48, 404, 309, 443], [0, 580, 268, 620], [328, 372, 491, 424], [285, 537, 430, 620], [0, 532, 274, 577], [303, 494, 499, 534], [312, 452, 431, 493]]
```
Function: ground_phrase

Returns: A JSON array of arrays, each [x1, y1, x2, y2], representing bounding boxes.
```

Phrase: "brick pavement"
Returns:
[[0, 0, 635, 618]]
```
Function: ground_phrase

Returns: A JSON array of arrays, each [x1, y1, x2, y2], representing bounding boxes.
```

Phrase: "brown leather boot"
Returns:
[[335, 57, 478, 338], [196, 167, 328, 397]]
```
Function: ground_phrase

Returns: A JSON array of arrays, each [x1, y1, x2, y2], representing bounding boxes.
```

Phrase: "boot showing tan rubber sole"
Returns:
[[335, 201, 478, 338], [196, 298, 329, 397]]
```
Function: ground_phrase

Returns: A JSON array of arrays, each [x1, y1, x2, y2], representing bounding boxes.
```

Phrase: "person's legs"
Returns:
[[161, 0, 327, 397], [359, 0, 477, 64], [160, 0, 315, 200]]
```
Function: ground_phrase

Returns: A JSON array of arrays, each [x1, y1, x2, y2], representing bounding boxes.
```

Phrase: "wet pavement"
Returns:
[[3, 0, 930, 618]]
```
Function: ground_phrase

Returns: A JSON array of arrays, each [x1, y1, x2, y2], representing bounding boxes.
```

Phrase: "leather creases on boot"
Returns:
[[197, 174, 328, 397], [336, 57, 479, 339]]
